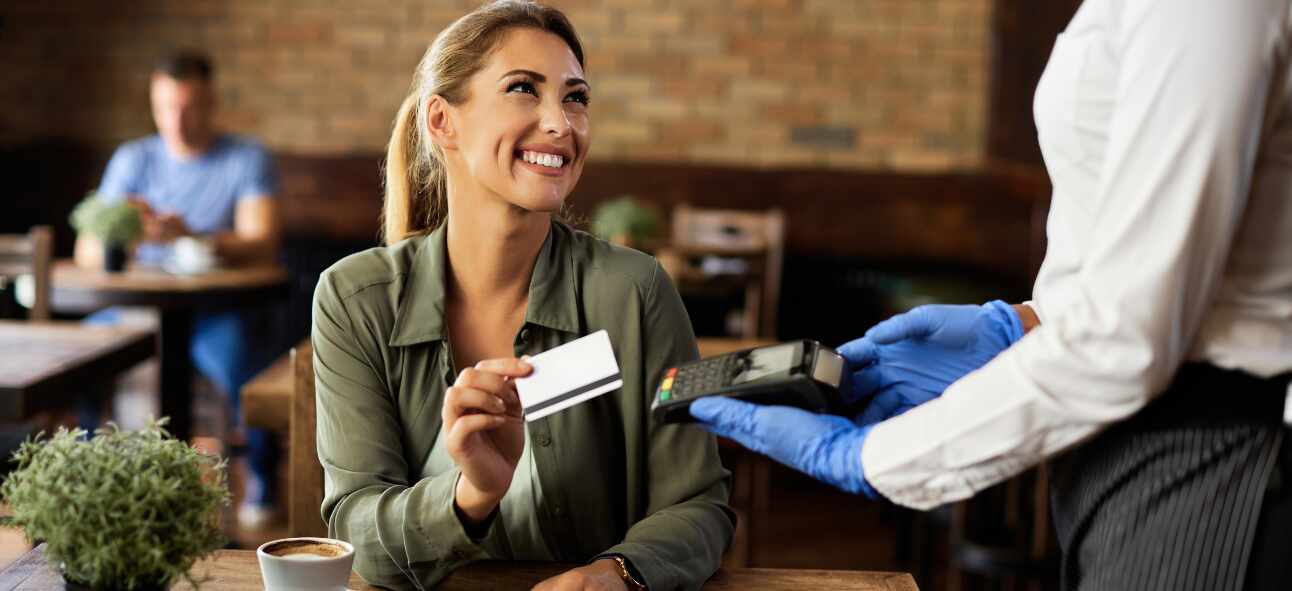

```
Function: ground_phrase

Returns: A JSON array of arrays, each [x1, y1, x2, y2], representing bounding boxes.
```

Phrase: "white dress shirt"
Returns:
[[863, 0, 1292, 509]]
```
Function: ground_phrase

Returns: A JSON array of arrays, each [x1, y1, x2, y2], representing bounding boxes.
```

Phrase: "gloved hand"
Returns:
[[690, 397, 879, 498], [839, 300, 1024, 425]]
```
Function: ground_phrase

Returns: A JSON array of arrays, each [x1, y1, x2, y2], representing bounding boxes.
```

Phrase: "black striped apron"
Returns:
[[1049, 363, 1292, 591]]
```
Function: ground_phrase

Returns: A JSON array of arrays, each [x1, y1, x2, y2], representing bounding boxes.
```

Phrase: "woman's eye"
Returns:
[[506, 81, 537, 96], [565, 90, 590, 105]]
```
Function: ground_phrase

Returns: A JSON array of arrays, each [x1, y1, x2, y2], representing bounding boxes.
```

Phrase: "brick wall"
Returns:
[[0, 0, 992, 172]]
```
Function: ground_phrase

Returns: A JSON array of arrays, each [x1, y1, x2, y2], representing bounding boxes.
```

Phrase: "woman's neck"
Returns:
[[443, 196, 551, 310]]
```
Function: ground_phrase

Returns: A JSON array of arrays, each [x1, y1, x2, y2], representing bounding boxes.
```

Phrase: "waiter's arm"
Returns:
[[862, 0, 1284, 509]]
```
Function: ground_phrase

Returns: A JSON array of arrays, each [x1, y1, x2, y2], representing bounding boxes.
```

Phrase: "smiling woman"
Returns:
[[312, 2, 735, 590], [382, 5, 591, 242]]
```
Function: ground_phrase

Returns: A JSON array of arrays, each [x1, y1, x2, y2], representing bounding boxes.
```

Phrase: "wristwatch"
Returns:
[[605, 554, 648, 591]]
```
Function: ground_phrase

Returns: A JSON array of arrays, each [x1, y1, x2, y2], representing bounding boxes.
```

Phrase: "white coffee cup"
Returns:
[[170, 236, 218, 274], [257, 537, 355, 591]]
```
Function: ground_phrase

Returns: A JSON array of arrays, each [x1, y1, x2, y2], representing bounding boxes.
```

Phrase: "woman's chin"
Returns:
[[509, 189, 569, 214]]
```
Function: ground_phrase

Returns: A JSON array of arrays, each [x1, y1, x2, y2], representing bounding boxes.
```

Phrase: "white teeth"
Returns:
[[521, 150, 564, 169]]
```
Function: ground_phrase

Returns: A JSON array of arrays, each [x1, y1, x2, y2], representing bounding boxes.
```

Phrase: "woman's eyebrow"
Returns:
[[497, 69, 590, 90], [499, 69, 545, 82]]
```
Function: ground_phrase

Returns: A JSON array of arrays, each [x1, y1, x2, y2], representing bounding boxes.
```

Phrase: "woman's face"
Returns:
[[441, 27, 591, 214]]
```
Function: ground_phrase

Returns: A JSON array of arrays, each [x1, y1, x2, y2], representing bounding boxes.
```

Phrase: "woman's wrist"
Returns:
[[588, 558, 633, 591], [453, 474, 502, 526]]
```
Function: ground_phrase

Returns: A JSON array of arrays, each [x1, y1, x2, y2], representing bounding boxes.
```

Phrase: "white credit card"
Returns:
[[515, 330, 623, 422]]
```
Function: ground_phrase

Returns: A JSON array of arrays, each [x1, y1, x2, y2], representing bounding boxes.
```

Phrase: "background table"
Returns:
[[0, 545, 918, 590], [49, 261, 289, 441], [0, 321, 154, 421]]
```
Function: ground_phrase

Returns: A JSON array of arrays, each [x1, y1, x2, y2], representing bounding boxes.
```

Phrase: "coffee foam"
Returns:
[[263, 540, 349, 559]]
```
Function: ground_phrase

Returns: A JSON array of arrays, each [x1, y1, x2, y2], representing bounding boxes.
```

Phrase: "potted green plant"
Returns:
[[591, 196, 662, 250], [69, 193, 143, 273], [1, 421, 230, 590]]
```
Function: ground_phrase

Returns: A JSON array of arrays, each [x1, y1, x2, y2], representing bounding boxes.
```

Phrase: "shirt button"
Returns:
[[553, 505, 564, 516], [536, 433, 552, 447]]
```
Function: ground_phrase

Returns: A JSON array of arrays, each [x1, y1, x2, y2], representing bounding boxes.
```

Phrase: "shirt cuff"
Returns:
[[405, 468, 504, 565], [1022, 300, 1044, 324]]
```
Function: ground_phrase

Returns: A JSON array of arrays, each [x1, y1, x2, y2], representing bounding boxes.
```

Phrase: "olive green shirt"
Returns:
[[312, 221, 735, 590]]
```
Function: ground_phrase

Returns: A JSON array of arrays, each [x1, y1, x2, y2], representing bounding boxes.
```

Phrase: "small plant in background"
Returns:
[[1, 420, 230, 591], [591, 196, 662, 249], [69, 192, 143, 248]]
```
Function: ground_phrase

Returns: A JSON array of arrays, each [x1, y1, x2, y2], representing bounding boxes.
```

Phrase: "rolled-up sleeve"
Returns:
[[312, 272, 505, 589], [863, 0, 1286, 509], [601, 262, 736, 590]]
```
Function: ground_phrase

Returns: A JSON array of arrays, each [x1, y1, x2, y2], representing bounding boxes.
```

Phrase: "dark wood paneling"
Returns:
[[986, 0, 1084, 168]]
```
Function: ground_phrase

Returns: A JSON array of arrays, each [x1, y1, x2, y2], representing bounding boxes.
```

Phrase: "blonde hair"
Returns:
[[382, 0, 586, 245]]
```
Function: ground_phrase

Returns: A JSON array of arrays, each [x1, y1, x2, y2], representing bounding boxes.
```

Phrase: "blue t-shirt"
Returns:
[[98, 134, 277, 263]]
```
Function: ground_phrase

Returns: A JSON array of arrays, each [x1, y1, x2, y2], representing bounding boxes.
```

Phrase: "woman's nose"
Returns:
[[541, 102, 572, 138]]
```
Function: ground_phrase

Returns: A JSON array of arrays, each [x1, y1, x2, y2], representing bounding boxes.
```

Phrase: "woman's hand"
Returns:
[[444, 357, 530, 524], [531, 560, 628, 591]]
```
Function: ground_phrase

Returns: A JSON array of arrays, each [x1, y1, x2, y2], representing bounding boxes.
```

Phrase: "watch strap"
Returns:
[[601, 553, 647, 591]]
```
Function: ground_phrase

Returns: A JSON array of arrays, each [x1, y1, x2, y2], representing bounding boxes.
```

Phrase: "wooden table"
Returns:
[[50, 261, 290, 441], [243, 337, 779, 432], [0, 545, 918, 590], [0, 321, 154, 421]]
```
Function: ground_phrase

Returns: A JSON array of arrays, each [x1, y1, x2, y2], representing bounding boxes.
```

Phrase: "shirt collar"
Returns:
[[388, 221, 580, 347]]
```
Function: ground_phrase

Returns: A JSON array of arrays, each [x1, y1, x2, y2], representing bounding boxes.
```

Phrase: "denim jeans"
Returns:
[[85, 307, 280, 505]]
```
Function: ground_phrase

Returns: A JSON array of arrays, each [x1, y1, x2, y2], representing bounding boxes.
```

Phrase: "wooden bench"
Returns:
[[241, 338, 323, 538]]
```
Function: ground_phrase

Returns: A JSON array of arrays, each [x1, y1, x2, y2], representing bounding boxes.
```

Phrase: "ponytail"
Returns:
[[382, 94, 417, 245], [382, 93, 450, 246]]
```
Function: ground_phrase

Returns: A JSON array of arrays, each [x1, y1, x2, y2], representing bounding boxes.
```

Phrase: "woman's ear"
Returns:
[[426, 95, 457, 150]]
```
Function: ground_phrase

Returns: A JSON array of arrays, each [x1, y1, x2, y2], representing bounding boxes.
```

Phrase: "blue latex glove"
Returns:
[[839, 300, 1025, 426], [690, 397, 879, 499]]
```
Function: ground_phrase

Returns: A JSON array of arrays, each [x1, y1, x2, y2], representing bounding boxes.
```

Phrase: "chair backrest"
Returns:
[[0, 226, 52, 322], [670, 206, 785, 338], [288, 340, 327, 538]]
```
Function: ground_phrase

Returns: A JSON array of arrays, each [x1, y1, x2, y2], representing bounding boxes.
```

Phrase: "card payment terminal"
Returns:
[[651, 340, 846, 423]]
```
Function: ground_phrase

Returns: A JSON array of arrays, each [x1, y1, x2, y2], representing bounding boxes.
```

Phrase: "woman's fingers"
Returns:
[[473, 357, 534, 379], [445, 413, 521, 455], [464, 360, 530, 407], [442, 384, 508, 425], [456, 367, 516, 398]]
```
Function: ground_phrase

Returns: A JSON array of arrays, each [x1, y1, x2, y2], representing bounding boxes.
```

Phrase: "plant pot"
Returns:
[[103, 244, 128, 273]]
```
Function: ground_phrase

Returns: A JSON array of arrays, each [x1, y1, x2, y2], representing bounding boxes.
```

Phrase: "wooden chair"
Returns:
[[288, 340, 327, 538], [0, 226, 53, 322], [665, 205, 785, 338]]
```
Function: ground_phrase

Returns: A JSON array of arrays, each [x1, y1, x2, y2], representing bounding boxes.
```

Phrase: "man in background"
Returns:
[[74, 50, 282, 527]]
